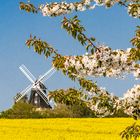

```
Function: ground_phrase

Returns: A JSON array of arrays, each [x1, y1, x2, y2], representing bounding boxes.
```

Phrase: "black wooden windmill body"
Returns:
[[14, 65, 56, 109]]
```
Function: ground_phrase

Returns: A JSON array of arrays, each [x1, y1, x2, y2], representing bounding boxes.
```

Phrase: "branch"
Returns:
[[19, 2, 38, 13], [129, 26, 140, 61], [19, 1, 140, 18], [62, 16, 99, 53], [120, 123, 140, 140], [25, 35, 58, 58]]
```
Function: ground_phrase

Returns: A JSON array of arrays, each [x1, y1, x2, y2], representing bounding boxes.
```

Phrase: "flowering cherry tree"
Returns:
[[20, 0, 140, 139], [20, 0, 140, 18]]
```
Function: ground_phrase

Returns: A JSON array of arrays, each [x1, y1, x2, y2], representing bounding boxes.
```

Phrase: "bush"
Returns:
[[0, 102, 42, 119], [0, 102, 127, 119], [42, 104, 75, 118], [0, 102, 95, 118], [69, 104, 95, 118], [42, 104, 95, 118], [107, 109, 129, 118]]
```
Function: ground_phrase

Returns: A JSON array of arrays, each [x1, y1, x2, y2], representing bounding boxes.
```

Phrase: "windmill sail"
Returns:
[[18, 64, 56, 109], [40, 68, 56, 83], [15, 84, 33, 103], [38, 67, 56, 82], [19, 65, 36, 83]]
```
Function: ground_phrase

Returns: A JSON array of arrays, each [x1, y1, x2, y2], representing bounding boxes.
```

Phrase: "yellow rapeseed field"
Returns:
[[0, 118, 139, 140]]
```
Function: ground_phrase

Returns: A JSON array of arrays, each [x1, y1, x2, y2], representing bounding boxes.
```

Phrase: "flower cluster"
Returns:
[[82, 86, 120, 117], [39, 0, 140, 18], [52, 45, 140, 117], [123, 84, 140, 117], [58, 45, 140, 118], [40, 1, 94, 16], [133, 68, 140, 79], [128, 3, 140, 18], [39, 0, 118, 17], [82, 83, 140, 118], [64, 45, 140, 79]]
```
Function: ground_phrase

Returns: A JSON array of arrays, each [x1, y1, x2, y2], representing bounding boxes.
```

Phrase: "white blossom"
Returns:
[[121, 84, 140, 116], [63, 45, 140, 79], [40, 0, 117, 17], [128, 3, 140, 18]]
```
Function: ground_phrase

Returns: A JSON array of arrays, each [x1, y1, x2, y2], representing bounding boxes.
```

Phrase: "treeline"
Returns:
[[0, 88, 128, 118]]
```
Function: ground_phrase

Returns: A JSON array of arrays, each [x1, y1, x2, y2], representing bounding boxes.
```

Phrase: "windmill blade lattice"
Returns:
[[15, 84, 33, 102], [16, 64, 56, 108], [19, 64, 36, 83]]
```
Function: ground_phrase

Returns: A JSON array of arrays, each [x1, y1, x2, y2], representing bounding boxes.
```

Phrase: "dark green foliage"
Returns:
[[19, 2, 38, 13], [78, 78, 98, 92], [127, 3, 140, 19], [129, 48, 140, 61], [129, 26, 140, 61], [62, 16, 97, 54], [49, 88, 95, 117], [53, 54, 67, 70], [41, 104, 95, 118], [120, 123, 140, 140], [132, 108, 140, 120], [131, 25, 140, 46], [70, 103, 95, 118], [49, 88, 83, 105], [26, 35, 58, 58], [0, 103, 94, 118], [108, 108, 129, 118], [0, 102, 42, 119], [42, 104, 78, 118]]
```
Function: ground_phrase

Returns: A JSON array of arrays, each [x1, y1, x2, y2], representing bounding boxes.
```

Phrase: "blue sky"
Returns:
[[0, 0, 139, 111]]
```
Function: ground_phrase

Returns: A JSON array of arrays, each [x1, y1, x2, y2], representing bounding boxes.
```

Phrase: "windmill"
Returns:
[[14, 64, 56, 109]]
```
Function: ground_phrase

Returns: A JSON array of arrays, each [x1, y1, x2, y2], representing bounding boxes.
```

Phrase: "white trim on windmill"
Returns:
[[15, 64, 56, 108]]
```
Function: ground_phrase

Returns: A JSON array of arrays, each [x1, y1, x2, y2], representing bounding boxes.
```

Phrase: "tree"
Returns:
[[19, 0, 140, 139], [49, 88, 95, 117]]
